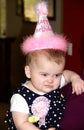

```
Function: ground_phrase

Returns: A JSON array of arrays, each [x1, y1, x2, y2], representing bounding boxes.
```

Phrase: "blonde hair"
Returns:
[[26, 49, 66, 65]]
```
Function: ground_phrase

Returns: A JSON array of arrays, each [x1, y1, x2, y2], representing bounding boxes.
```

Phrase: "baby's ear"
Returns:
[[24, 65, 31, 78]]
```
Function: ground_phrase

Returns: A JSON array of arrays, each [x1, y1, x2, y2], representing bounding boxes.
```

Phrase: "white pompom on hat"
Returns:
[[21, 1, 68, 55]]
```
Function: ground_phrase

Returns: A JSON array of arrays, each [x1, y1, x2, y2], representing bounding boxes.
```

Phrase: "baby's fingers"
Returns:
[[72, 86, 84, 95]]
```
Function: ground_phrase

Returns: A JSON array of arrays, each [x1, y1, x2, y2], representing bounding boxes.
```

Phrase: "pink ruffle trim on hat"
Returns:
[[21, 34, 68, 55]]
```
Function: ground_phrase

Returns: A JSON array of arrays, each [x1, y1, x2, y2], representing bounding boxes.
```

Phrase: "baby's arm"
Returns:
[[12, 111, 56, 130], [11, 94, 41, 130], [12, 111, 41, 130], [63, 70, 84, 95]]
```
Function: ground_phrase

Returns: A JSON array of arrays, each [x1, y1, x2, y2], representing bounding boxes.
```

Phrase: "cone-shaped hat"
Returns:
[[21, 1, 68, 55]]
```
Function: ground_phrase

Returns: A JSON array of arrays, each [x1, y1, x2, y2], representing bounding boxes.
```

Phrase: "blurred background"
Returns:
[[0, 0, 84, 129]]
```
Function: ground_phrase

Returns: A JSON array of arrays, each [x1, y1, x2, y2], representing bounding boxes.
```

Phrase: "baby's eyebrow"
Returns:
[[39, 72, 48, 74]]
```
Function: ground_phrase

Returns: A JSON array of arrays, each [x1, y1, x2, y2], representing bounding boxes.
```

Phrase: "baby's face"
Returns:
[[25, 53, 65, 94]]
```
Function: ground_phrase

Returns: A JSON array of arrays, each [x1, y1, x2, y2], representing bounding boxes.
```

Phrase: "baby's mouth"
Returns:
[[45, 84, 53, 88]]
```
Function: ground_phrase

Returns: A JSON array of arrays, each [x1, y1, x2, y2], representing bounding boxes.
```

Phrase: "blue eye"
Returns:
[[55, 74, 58, 77], [42, 74, 47, 76], [55, 73, 62, 77], [40, 73, 47, 76]]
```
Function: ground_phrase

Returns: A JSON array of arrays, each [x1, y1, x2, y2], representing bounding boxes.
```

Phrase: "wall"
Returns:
[[6, 0, 22, 37], [63, 0, 84, 74]]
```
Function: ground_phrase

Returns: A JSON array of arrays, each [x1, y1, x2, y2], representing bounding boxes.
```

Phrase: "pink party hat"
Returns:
[[21, 1, 68, 55]]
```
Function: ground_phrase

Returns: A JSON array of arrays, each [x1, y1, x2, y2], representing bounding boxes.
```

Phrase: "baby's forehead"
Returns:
[[32, 51, 65, 63], [31, 53, 64, 66]]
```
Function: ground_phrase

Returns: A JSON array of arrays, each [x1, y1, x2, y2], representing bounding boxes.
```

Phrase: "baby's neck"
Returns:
[[25, 81, 45, 95]]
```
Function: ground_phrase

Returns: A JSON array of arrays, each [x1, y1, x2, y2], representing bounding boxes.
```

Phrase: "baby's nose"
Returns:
[[47, 76, 53, 83]]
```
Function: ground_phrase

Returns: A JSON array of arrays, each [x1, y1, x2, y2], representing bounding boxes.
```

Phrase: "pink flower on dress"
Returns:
[[31, 96, 50, 127]]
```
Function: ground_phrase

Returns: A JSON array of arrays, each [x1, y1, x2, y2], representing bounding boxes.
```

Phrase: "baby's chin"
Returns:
[[42, 87, 54, 94]]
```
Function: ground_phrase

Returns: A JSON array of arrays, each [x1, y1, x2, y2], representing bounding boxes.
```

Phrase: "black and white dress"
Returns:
[[5, 76, 66, 130]]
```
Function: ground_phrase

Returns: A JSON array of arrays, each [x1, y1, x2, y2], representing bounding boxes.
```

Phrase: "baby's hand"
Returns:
[[72, 76, 84, 95]]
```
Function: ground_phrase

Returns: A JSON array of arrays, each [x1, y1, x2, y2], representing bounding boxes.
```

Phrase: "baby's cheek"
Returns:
[[54, 78, 61, 88]]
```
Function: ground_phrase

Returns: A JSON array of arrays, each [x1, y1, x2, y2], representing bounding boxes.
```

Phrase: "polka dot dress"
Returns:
[[5, 85, 66, 130]]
